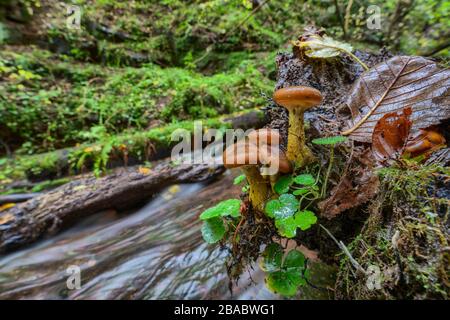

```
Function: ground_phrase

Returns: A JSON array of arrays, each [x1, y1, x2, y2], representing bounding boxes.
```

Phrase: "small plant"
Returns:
[[260, 243, 309, 296], [312, 135, 347, 197], [199, 199, 241, 244]]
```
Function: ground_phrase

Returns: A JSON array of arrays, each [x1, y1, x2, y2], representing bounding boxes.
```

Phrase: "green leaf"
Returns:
[[275, 216, 297, 238], [262, 244, 307, 297], [199, 199, 241, 220], [293, 174, 315, 186], [294, 210, 318, 230], [295, 34, 353, 59], [260, 243, 283, 272], [233, 174, 246, 185], [312, 135, 347, 145], [265, 199, 282, 218], [201, 217, 226, 244], [292, 188, 310, 196], [242, 185, 249, 192], [273, 175, 293, 194], [265, 194, 299, 219], [284, 249, 307, 286]]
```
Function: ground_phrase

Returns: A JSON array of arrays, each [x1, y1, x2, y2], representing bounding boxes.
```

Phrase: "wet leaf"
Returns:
[[294, 210, 317, 231], [293, 34, 353, 59], [274, 175, 293, 194], [265, 194, 298, 219], [372, 107, 412, 164], [343, 56, 450, 142], [201, 217, 226, 244], [318, 148, 380, 219], [293, 174, 315, 185], [233, 174, 246, 185], [275, 210, 317, 237], [199, 199, 241, 220], [260, 243, 283, 272], [312, 136, 347, 145], [275, 216, 298, 238], [261, 243, 307, 297]]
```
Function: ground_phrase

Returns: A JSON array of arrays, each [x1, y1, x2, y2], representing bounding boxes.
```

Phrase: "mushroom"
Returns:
[[223, 141, 271, 211], [247, 129, 291, 188], [404, 128, 446, 158], [259, 144, 292, 187], [273, 86, 322, 167]]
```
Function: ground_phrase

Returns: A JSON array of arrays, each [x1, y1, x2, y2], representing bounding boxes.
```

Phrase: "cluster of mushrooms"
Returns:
[[223, 86, 323, 212]]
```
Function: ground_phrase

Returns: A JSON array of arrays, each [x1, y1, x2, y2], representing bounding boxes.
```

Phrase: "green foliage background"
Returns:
[[0, 0, 448, 182]]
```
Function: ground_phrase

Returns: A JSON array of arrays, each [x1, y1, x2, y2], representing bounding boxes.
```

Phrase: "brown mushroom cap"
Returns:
[[223, 142, 260, 169], [273, 86, 322, 110], [247, 128, 281, 147], [258, 145, 292, 174]]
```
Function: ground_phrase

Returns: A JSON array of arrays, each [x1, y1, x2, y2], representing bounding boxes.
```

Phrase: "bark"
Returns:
[[0, 161, 225, 253]]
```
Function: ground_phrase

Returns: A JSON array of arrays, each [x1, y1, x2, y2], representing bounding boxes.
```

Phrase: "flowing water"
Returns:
[[0, 170, 334, 300]]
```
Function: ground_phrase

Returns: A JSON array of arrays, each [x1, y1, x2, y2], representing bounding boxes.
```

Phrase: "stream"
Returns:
[[0, 170, 334, 300]]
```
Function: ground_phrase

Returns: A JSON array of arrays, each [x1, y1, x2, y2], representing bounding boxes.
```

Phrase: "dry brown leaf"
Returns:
[[342, 56, 450, 142], [318, 148, 379, 219], [372, 107, 412, 164]]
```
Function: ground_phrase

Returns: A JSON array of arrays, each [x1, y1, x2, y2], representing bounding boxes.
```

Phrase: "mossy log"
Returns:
[[0, 161, 225, 253]]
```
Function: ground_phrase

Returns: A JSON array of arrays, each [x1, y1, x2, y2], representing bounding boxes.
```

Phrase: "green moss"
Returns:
[[0, 111, 255, 182], [0, 49, 271, 154], [336, 164, 449, 299]]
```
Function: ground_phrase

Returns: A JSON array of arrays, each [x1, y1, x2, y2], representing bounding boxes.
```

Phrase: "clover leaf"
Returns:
[[201, 217, 226, 244], [265, 194, 298, 219], [199, 199, 241, 220], [294, 210, 317, 230], [293, 174, 315, 186], [275, 210, 318, 237], [273, 175, 293, 194], [260, 243, 307, 297], [260, 243, 283, 273], [275, 216, 297, 238]]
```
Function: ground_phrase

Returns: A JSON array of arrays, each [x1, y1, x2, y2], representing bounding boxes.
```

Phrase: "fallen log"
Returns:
[[0, 160, 225, 253]]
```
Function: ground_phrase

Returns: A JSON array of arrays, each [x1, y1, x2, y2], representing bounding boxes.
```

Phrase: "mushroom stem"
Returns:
[[242, 166, 271, 212], [287, 108, 315, 167]]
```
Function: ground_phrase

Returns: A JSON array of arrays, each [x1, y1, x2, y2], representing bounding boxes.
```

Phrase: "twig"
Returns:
[[319, 224, 367, 274]]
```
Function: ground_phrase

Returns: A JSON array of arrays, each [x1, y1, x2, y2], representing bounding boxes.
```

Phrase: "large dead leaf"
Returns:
[[372, 107, 412, 164], [318, 148, 379, 219], [342, 56, 450, 142]]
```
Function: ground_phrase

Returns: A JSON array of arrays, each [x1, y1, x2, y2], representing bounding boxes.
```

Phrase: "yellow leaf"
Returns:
[[168, 185, 180, 194], [138, 167, 151, 175]]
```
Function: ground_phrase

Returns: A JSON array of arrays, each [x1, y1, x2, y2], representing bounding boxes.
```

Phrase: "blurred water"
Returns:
[[0, 170, 334, 300]]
